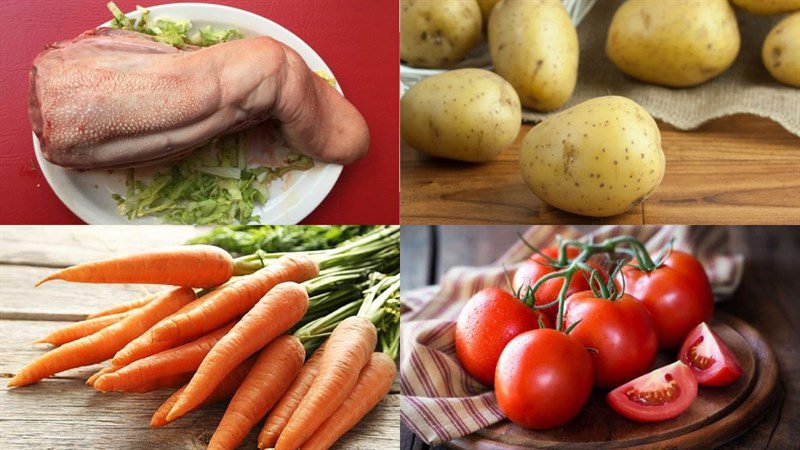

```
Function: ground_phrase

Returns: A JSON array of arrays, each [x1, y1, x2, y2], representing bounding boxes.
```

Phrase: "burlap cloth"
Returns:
[[523, 0, 800, 135]]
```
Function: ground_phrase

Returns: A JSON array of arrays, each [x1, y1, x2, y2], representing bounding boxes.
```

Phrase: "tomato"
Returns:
[[606, 361, 698, 423], [620, 250, 714, 349], [494, 329, 593, 429], [564, 291, 658, 388], [455, 288, 551, 386], [513, 247, 601, 320], [679, 322, 743, 387]]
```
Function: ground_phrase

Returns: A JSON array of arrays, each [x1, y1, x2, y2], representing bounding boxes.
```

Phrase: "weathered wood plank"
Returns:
[[0, 380, 400, 450], [1, 226, 400, 449], [1, 320, 400, 449], [0, 265, 166, 320], [401, 115, 800, 225], [718, 227, 800, 448], [400, 138, 644, 225], [436, 226, 523, 280], [400, 226, 432, 291], [0, 225, 203, 268], [0, 320, 106, 377]]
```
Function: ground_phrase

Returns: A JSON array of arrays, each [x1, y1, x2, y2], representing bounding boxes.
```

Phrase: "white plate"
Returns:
[[33, 3, 343, 224]]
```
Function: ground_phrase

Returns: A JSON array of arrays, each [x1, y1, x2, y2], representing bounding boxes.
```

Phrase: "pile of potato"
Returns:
[[400, 0, 800, 218]]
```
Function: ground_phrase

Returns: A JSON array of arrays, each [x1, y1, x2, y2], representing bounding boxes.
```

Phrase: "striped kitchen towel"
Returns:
[[400, 225, 745, 445]]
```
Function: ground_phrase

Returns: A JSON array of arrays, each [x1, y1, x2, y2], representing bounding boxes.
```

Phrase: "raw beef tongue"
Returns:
[[29, 28, 369, 169]]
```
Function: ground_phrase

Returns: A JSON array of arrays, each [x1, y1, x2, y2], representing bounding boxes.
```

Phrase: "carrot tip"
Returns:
[[33, 276, 53, 287], [164, 411, 179, 422], [93, 375, 113, 391], [164, 395, 190, 422]]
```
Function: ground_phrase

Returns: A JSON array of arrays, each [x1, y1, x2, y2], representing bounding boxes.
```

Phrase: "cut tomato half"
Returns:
[[679, 322, 743, 387], [606, 361, 697, 422]]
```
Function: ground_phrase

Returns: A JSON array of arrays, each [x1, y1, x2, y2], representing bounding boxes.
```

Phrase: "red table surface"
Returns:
[[0, 0, 399, 225]]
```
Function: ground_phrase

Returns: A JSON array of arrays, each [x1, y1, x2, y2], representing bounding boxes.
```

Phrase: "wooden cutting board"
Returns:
[[401, 115, 800, 225], [445, 312, 779, 449]]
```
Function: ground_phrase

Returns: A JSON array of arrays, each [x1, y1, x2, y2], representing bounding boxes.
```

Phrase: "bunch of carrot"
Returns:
[[10, 226, 400, 449]]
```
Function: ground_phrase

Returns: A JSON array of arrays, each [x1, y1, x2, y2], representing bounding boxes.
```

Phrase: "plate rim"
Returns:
[[33, 1, 345, 225]]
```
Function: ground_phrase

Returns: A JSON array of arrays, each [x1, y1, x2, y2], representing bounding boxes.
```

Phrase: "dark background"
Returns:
[[400, 226, 799, 449], [0, 0, 399, 224]]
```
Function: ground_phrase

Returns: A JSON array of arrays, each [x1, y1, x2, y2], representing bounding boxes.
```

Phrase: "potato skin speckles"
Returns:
[[605, 0, 740, 87], [762, 12, 800, 87], [401, 0, 482, 68], [731, 0, 800, 15], [519, 96, 665, 217], [401, 69, 521, 162], [488, 0, 578, 111]]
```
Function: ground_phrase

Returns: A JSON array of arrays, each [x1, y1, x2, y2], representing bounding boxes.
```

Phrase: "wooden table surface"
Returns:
[[399, 226, 799, 449], [0, 226, 399, 450], [401, 115, 800, 225]]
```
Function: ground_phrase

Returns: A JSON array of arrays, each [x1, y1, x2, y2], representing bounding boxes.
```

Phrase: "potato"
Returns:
[[401, 69, 521, 162], [519, 96, 665, 217], [762, 12, 800, 87], [400, 0, 482, 68], [488, 0, 579, 111], [477, 0, 502, 24], [606, 0, 740, 87], [731, 0, 800, 15]]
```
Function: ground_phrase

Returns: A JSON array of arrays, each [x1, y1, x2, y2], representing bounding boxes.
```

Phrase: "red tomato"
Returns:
[[679, 322, 743, 387], [620, 250, 714, 349], [564, 291, 658, 388], [607, 361, 698, 423], [513, 247, 600, 320], [494, 329, 593, 429], [455, 288, 551, 386]]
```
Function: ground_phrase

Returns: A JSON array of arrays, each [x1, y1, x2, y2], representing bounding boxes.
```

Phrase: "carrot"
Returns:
[[275, 316, 376, 450], [85, 293, 156, 319], [166, 282, 309, 422], [149, 254, 318, 345], [111, 291, 217, 367], [93, 322, 235, 392], [302, 352, 396, 450], [35, 312, 131, 346], [124, 372, 193, 394], [208, 336, 305, 450], [150, 357, 256, 428], [8, 287, 196, 387], [35, 245, 233, 288], [86, 365, 117, 386], [258, 346, 325, 449], [111, 326, 181, 369]]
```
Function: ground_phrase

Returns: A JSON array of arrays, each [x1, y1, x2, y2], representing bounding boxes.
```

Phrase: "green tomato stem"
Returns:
[[522, 234, 659, 332]]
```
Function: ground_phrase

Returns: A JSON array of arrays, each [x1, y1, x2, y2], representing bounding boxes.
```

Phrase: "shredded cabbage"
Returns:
[[113, 135, 314, 224], [105, 3, 315, 224], [107, 2, 241, 46]]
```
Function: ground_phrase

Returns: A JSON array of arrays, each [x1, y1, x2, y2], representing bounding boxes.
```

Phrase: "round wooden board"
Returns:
[[446, 313, 780, 449]]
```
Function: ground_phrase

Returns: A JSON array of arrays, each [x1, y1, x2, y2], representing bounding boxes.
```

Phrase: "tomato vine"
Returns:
[[518, 234, 671, 332]]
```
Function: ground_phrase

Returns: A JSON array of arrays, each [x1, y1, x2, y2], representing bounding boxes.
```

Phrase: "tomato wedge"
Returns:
[[606, 361, 697, 422], [679, 322, 743, 387]]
